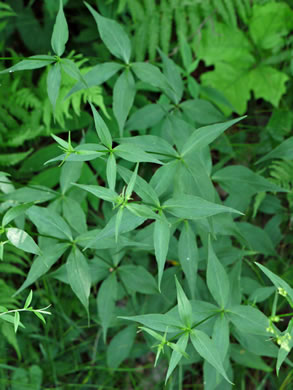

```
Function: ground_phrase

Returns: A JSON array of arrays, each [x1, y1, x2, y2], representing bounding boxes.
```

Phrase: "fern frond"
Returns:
[[235, 0, 248, 24], [160, 0, 173, 53], [135, 19, 149, 61], [269, 160, 293, 190], [148, 13, 160, 61], [127, 0, 145, 22], [14, 88, 41, 110], [212, 0, 230, 25], [223, 0, 237, 27]]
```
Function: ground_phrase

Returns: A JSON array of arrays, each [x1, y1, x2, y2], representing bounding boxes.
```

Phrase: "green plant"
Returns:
[[1, 1, 293, 388]]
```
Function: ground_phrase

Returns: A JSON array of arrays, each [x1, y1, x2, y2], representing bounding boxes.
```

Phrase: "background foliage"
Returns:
[[0, 0, 293, 389]]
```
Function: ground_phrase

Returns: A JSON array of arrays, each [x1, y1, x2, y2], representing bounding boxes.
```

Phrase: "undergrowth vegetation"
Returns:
[[0, 0, 293, 389]]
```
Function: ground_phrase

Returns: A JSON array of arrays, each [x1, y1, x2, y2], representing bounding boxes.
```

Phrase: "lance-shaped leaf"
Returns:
[[207, 239, 230, 308], [6, 228, 41, 255], [178, 221, 198, 299], [113, 69, 136, 136], [66, 62, 123, 98], [90, 102, 112, 149], [159, 49, 183, 105], [107, 325, 136, 369], [106, 153, 116, 191], [26, 206, 73, 241], [256, 136, 293, 163], [51, 0, 69, 56], [47, 62, 61, 110], [166, 333, 189, 383], [85, 2, 131, 63], [191, 330, 232, 384], [181, 116, 245, 157], [255, 262, 293, 303], [125, 163, 138, 199], [2, 202, 34, 227], [175, 276, 192, 328], [14, 243, 68, 295], [154, 216, 170, 289], [97, 272, 117, 342], [114, 143, 163, 164], [0, 55, 54, 74], [164, 194, 243, 220], [73, 183, 118, 203], [66, 247, 91, 314]]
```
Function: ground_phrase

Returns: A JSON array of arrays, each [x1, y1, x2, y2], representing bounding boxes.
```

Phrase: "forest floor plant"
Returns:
[[0, 1, 293, 389]]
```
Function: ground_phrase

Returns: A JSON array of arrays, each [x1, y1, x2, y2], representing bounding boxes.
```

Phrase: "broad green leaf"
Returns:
[[114, 143, 163, 164], [190, 329, 232, 384], [26, 206, 73, 241], [117, 135, 177, 160], [14, 243, 68, 295], [118, 265, 157, 295], [0, 55, 54, 74], [178, 221, 198, 299], [213, 315, 230, 360], [85, 2, 131, 63], [236, 222, 276, 256], [6, 228, 41, 255], [132, 62, 174, 97], [67, 62, 123, 98], [276, 324, 293, 374], [212, 165, 286, 211], [107, 326, 136, 368], [113, 69, 136, 136], [207, 239, 230, 308], [90, 102, 112, 149], [255, 263, 293, 303], [154, 217, 170, 289], [181, 99, 225, 125], [228, 305, 270, 336], [62, 197, 87, 234], [126, 104, 168, 131], [60, 161, 83, 194], [166, 333, 189, 383], [106, 153, 116, 191], [2, 202, 34, 227], [73, 183, 117, 203], [2, 187, 56, 203], [66, 247, 91, 313], [164, 195, 243, 220], [150, 161, 178, 197], [47, 62, 61, 110], [117, 165, 160, 206], [51, 0, 69, 56], [249, 2, 293, 50], [257, 137, 293, 163], [175, 276, 192, 327], [97, 272, 117, 341], [61, 58, 85, 83], [181, 117, 245, 157], [231, 344, 273, 372]]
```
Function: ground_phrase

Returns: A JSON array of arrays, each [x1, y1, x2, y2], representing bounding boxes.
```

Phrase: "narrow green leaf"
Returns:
[[125, 163, 139, 199], [14, 311, 20, 333], [207, 239, 230, 308], [33, 311, 46, 324], [51, 134, 70, 150], [97, 272, 117, 342], [73, 183, 118, 202], [166, 333, 189, 383], [47, 62, 61, 110], [164, 194, 243, 219], [115, 206, 124, 242], [106, 153, 116, 191], [0, 55, 54, 74], [256, 136, 293, 163], [60, 161, 83, 194], [118, 265, 157, 295], [114, 143, 163, 164], [51, 0, 69, 56], [178, 221, 198, 299], [191, 330, 233, 384], [90, 102, 112, 149], [66, 247, 91, 313], [6, 228, 41, 255], [113, 69, 136, 136], [175, 276, 192, 327], [85, 2, 131, 63], [154, 217, 170, 289], [181, 117, 245, 157], [24, 290, 33, 309]]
